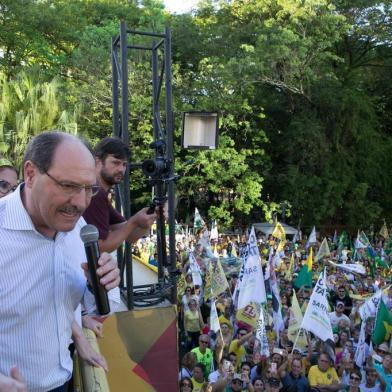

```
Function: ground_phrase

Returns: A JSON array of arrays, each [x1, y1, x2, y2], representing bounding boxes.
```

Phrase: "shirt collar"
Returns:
[[2, 184, 36, 231]]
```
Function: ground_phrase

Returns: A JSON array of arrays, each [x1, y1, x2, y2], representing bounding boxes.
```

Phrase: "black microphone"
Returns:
[[80, 224, 110, 315]]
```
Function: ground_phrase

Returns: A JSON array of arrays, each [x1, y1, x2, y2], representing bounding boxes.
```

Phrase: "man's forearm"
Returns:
[[318, 383, 343, 392]]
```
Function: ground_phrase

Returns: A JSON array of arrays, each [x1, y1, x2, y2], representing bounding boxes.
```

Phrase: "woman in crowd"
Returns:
[[184, 299, 205, 351], [179, 352, 197, 380], [180, 376, 194, 391]]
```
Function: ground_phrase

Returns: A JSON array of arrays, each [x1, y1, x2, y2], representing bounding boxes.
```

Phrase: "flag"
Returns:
[[284, 253, 295, 280], [315, 238, 330, 262], [359, 290, 382, 321], [210, 300, 221, 335], [236, 227, 267, 326], [194, 207, 205, 230], [271, 274, 285, 337], [373, 300, 392, 345], [288, 290, 307, 349], [210, 220, 219, 241], [306, 227, 316, 249], [380, 221, 389, 239], [293, 248, 313, 289], [205, 259, 229, 300], [272, 221, 286, 240], [354, 321, 367, 367], [384, 236, 392, 256], [254, 307, 270, 359], [333, 230, 338, 245], [189, 252, 203, 287], [355, 231, 370, 249], [293, 226, 302, 243], [301, 269, 333, 342], [328, 260, 366, 276], [213, 244, 219, 258], [375, 256, 388, 269]]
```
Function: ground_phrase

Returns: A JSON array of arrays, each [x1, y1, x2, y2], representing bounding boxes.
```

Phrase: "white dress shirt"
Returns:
[[0, 186, 95, 392]]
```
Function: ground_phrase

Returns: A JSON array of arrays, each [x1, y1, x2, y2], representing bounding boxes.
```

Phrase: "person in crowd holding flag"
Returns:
[[229, 328, 255, 370]]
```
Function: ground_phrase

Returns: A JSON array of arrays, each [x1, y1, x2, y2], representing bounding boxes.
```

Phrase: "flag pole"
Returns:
[[291, 327, 303, 353]]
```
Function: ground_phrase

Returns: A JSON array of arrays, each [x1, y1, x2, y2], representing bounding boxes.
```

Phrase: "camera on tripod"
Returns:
[[140, 140, 176, 184], [141, 157, 169, 179]]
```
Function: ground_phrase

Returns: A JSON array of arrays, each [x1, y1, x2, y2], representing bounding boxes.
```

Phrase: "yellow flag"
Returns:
[[211, 259, 229, 298], [285, 253, 294, 280], [276, 239, 286, 253], [204, 259, 229, 301], [272, 221, 286, 240], [307, 247, 313, 271], [288, 291, 307, 349]]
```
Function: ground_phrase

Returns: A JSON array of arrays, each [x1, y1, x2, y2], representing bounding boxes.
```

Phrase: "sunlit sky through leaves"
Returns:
[[163, 0, 199, 14]]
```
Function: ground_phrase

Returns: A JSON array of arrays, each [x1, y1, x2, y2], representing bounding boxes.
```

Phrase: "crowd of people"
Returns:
[[169, 229, 392, 392]]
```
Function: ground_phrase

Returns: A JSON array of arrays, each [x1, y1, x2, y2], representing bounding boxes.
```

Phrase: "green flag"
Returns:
[[373, 300, 392, 345], [293, 249, 313, 289], [194, 207, 205, 231], [375, 256, 388, 269]]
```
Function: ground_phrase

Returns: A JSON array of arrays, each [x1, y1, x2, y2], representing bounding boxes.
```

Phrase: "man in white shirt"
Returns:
[[0, 132, 120, 392], [329, 301, 351, 328]]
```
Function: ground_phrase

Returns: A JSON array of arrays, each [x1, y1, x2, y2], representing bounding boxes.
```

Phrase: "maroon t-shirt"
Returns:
[[83, 187, 125, 240]]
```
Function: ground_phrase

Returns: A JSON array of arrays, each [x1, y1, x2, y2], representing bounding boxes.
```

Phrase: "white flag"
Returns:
[[189, 253, 203, 287], [306, 226, 317, 249], [354, 321, 367, 367], [254, 307, 270, 358], [328, 260, 366, 275], [237, 227, 267, 309], [359, 290, 382, 321], [210, 300, 221, 334], [301, 269, 333, 342], [210, 220, 219, 241]]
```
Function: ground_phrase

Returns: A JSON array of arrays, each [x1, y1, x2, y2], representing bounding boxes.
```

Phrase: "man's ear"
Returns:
[[24, 161, 38, 188], [95, 157, 102, 169]]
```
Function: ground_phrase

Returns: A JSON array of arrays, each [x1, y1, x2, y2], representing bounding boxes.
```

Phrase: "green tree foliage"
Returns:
[[1, 0, 392, 230], [0, 68, 78, 169]]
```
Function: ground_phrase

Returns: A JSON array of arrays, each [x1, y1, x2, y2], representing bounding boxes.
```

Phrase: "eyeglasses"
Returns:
[[181, 382, 191, 387], [350, 376, 360, 381], [200, 340, 209, 344], [45, 172, 100, 197], [378, 349, 388, 355], [0, 180, 17, 195]]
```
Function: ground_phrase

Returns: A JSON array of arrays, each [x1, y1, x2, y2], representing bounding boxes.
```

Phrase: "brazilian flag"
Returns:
[[373, 300, 392, 345]]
